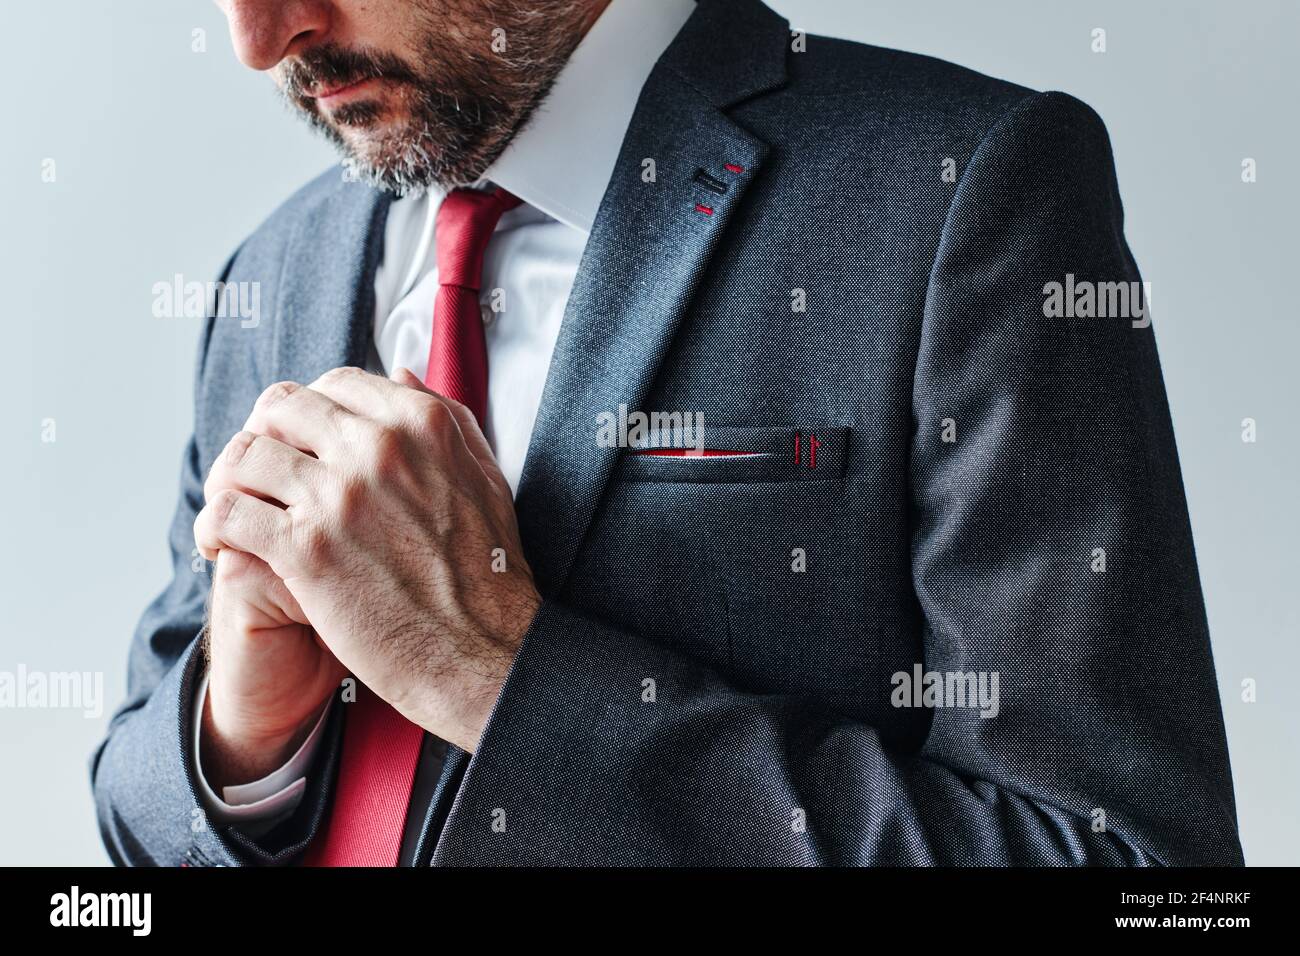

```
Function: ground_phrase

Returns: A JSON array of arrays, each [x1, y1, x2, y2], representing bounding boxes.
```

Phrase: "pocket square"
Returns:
[[619, 425, 850, 483]]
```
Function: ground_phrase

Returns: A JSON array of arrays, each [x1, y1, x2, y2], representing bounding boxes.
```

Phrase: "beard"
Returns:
[[276, 2, 590, 194]]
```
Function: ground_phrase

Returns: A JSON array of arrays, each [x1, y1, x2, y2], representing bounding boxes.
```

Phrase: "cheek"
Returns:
[[347, 0, 425, 53]]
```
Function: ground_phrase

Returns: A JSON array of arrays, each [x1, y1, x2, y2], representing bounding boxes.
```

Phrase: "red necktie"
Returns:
[[425, 187, 522, 422], [302, 186, 520, 867]]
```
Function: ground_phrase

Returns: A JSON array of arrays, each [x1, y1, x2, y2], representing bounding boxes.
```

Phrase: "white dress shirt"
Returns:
[[193, 0, 698, 830]]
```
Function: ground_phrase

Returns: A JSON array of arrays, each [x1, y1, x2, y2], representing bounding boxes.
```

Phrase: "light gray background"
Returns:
[[1, 0, 1294, 865]]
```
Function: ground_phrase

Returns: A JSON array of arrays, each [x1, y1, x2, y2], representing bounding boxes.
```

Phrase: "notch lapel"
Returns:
[[514, 0, 790, 596]]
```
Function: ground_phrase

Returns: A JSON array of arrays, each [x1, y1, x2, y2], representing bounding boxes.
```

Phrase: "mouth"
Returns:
[[307, 76, 382, 107]]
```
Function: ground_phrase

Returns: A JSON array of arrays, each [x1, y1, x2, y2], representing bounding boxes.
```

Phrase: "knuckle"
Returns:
[[192, 512, 211, 549], [416, 396, 454, 434], [214, 488, 243, 524], [201, 469, 219, 503], [319, 365, 364, 387], [224, 430, 257, 466], [440, 394, 470, 419], [256, 380, 300, 409]]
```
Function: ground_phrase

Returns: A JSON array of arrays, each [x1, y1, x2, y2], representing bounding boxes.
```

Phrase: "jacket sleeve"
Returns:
[[430, 92, 1243, 866], [88, 255, 343, 867]]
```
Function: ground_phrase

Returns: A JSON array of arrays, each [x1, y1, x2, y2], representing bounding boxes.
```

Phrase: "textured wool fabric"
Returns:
[[91, 0, 1243, 866]]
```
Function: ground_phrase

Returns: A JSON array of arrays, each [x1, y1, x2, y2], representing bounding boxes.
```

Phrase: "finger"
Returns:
[[194, 489, 295, 571], [242, 380, 357, 459], [212, 549, 310, 628], [308, 366, 412, 425], [205, 430, 324, 508], [390, 366, 513, 500]]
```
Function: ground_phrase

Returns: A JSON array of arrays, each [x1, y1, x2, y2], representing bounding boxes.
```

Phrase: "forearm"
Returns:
[[197, 658, 330, 790], [192, 669, 333, 837]]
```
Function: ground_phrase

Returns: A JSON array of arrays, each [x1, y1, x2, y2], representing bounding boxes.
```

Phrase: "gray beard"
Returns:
[[295, 95, 522, 196], [282, 5, 585, 194]]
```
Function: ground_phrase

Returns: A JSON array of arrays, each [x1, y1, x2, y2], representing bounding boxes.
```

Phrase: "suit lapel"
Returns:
[[514, 0, 790, 596], [272, 179, 393, 385]]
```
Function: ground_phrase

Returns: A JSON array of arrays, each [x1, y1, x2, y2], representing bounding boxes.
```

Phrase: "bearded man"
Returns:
[[91, 0, 1243, 867]]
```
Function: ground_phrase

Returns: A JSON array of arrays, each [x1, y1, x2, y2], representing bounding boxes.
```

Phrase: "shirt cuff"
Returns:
[[191, 669, 332, 836]]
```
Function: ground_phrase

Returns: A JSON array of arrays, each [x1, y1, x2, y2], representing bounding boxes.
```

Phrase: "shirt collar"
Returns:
[[477, 0, 697, 233]]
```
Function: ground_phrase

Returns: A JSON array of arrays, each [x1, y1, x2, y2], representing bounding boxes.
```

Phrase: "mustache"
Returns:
[[279, 43, 418, 100]]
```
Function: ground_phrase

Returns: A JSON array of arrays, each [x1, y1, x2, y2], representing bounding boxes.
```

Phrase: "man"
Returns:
[[91, 0, 1244, 866]]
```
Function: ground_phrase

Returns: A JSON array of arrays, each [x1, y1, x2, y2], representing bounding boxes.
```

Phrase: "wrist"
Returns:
[[199, 687, 322, 791], [450, 587, 541, 752]]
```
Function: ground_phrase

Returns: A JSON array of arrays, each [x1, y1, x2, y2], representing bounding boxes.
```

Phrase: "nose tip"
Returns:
[[223, 0, 329, 71]]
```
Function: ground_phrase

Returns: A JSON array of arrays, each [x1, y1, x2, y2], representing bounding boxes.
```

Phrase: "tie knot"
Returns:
[[435, 186, 522, 290]]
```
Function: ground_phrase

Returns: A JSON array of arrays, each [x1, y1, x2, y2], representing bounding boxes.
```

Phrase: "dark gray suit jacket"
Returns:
[[91, 0, 1243, 866]]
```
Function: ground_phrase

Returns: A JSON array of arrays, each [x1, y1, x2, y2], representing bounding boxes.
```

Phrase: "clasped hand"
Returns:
[[194, 366, 540, 758]]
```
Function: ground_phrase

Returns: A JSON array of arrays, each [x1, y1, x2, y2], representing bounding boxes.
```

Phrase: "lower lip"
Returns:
[[316, 77, 380, 106]]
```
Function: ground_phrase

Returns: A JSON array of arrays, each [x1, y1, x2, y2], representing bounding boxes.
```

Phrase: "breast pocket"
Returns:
[[565, 425, 859, 688], [616, 425, 850, 484]]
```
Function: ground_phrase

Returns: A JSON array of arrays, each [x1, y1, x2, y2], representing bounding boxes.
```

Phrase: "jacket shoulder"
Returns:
[[235, 165, 369, 260], [793, 34, 1036, 112], [753, 34, 1114, 173]]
